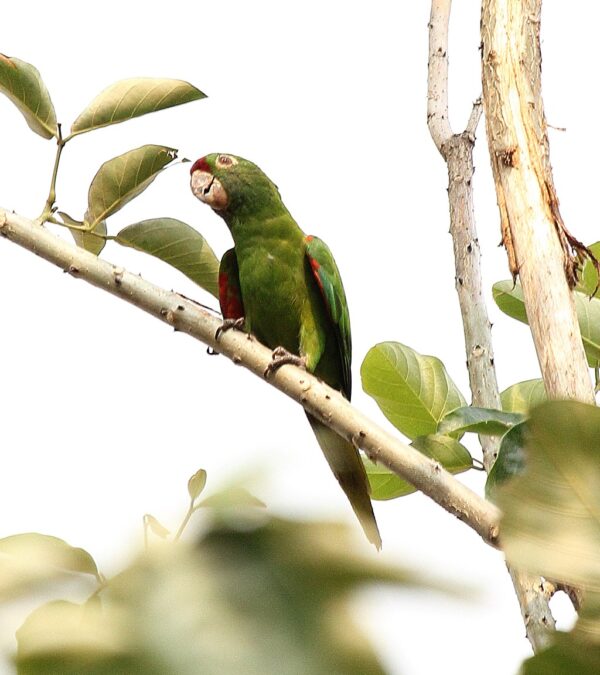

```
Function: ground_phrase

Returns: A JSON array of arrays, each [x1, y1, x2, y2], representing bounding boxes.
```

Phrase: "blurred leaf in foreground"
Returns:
[[15, 513, 446, 675], [0, 533, 100, 601], [497, 401, 600, 672], [498, 401, 600, 592]]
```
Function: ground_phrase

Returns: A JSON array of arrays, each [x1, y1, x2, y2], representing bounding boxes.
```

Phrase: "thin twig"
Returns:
[[466, 98, 483, 137]]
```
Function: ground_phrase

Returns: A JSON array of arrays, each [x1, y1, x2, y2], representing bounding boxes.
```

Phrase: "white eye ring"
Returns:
[[216, 154, 238, 168]]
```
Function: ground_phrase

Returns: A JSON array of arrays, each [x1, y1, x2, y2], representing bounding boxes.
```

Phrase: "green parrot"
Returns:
[[190, 153, 381, 549]]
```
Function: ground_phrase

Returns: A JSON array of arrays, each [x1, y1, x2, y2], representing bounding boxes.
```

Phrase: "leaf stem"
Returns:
[[143, 515, 149, 551], [49, 215, 110, 238], [174, 499, 195, 541], [47, 215, 86, 230], [36, 123, 67, 225]]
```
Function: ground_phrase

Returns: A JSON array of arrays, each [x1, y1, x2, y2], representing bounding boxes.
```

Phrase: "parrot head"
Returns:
[[190, 153, 282, 219]]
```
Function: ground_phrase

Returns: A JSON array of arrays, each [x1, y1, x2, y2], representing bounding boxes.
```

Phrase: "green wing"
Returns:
[[305, 235, 352, 399]]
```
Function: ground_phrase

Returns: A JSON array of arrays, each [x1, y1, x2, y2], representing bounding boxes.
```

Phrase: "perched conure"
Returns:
[[190, 153, 381, 549]]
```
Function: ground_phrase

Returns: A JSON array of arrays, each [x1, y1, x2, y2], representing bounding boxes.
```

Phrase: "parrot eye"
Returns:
[[216, 154, 237, 169]]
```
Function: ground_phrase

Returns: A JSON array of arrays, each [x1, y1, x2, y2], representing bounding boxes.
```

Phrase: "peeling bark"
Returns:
[[481, 0, 595, 403]]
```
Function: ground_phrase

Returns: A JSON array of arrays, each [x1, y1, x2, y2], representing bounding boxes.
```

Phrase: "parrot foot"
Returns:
[[215, 317, 245, 341], [264, 347, 307, 378]]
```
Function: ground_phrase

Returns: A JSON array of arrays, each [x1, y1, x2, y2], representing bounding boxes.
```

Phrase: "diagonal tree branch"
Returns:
[[427, 0, 555, 652], [0, 207, 500, 546]]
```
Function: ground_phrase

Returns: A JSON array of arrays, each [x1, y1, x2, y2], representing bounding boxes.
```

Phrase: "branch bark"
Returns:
[[481, 0, 595, 404], [0, 207, 500, 546], [428, 4, 500, 475], [428, 0, 555, 652]]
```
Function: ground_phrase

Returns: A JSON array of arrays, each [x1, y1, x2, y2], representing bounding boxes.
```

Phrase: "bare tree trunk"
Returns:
[[481, 0, 595, 404], [481, 0, 593, 636], [428, 0, 555, 652]]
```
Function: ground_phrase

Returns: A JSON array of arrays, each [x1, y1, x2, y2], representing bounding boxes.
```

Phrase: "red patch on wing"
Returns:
[[190, 156, 211, 175], [305, 235, 314, 242], [219, 271, 244, 319], [308, 256, 324, 293]]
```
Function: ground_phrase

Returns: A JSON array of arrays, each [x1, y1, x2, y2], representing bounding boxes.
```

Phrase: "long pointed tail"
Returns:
[[307, 413, 382, 550]]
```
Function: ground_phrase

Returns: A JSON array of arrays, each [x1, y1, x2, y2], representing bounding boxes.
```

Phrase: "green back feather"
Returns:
[[305, 236, 352, 398]]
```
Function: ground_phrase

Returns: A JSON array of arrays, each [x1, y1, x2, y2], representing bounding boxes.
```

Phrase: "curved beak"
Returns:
[[191, 170, 228, 210]]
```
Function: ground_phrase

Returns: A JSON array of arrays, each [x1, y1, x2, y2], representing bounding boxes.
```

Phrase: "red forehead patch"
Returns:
[[190, 157, 211, 175]]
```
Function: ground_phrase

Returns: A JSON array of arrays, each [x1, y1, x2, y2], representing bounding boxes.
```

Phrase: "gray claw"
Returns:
[[215, 317, 245, 341], [264, 347, 307, 378]]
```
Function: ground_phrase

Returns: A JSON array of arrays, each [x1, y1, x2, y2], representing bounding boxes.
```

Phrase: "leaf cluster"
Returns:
[[0, 55, 219, 296], [359, 341, 539, 499]]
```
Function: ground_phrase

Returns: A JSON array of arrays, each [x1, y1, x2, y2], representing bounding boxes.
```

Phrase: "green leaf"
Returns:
[[438, 406, 524, 437], [0, 533, 99, 579], [70, 77, 206, 137], [86, 144, 178, 230], [493, 280, 600, 366], [574, 293, 600, 367], [187, 469, 207, 501], [492, 280, 528, 322], [500, 379, 547, 414], [485, 422, 527, 499], [576, 241, 600, 298], [361, 342, 466, 439], [116, 218, 219, 298], [0, 54, 57, 139], [498, 401, 600, 592], [60, 211, 107, 256], [366, 434, 473, 500]]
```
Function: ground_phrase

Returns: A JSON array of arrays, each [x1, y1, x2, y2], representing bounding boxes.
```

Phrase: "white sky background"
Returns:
[[0, 2, 596, 673]]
